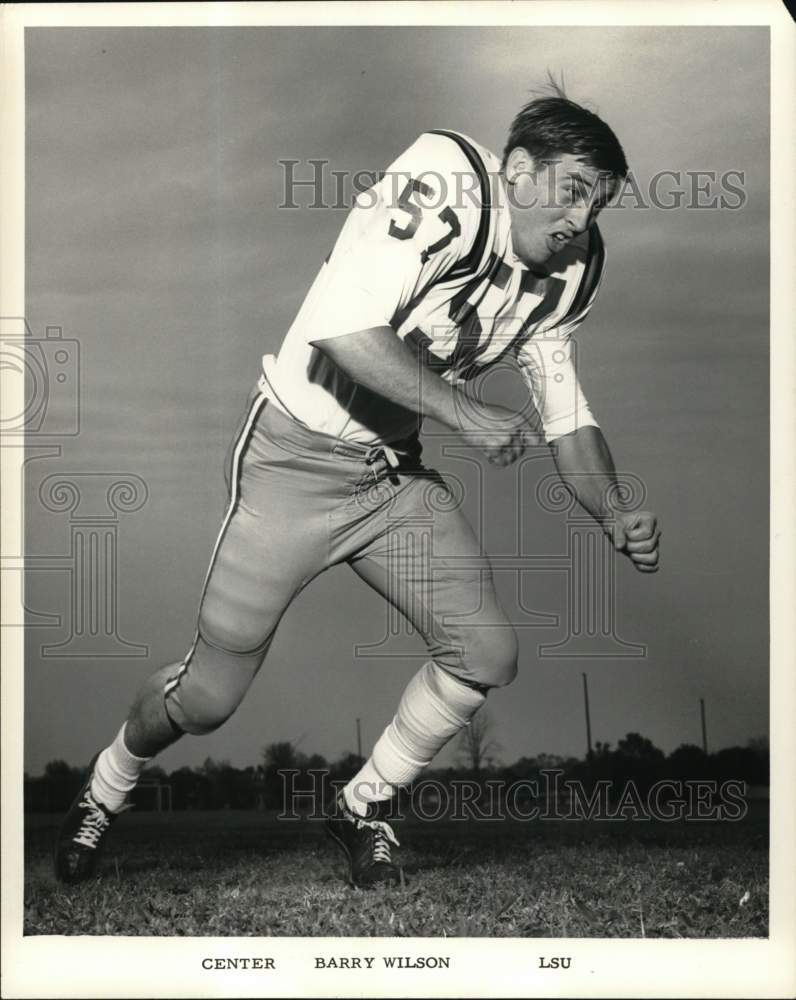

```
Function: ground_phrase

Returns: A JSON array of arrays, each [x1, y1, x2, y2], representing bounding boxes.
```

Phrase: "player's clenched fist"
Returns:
[[609, 510, 661, 573], [457, 402, 539, 466]]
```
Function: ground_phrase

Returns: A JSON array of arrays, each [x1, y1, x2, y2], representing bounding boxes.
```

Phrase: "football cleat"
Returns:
[[54, 756, 122, 884], [325, 790, 401, 888]]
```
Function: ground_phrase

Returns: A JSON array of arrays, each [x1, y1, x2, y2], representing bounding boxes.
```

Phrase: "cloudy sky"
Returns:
[[23, 26, 769, 775]]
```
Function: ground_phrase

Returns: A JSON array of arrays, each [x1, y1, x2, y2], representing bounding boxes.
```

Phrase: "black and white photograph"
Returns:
[[2, 2, 794, 998]]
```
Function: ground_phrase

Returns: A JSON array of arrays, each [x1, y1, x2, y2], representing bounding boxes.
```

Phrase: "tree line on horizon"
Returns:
[[24, 723, 770, 814]]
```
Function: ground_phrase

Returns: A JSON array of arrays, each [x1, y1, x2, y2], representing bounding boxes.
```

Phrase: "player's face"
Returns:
[[504, 150, 616, 268]]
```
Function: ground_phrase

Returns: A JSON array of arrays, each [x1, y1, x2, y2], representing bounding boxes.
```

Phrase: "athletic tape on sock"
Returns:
[[372, 662, 486, 787]]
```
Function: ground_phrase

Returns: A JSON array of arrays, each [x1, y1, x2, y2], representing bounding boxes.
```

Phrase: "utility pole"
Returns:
[[700, 698, 708, 754], [582, 673, 593, 759], [356, 717, 362, 760]]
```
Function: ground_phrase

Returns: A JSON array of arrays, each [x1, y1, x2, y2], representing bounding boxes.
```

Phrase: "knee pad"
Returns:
[[164, 633, 268, 735], [481, 626, 519, 687], [199, 588, 274, 656], [442, 624, 519, 690]]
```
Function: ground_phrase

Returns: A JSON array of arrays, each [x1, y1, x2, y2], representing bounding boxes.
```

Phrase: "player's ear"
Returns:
[[505, 147, 535, 186]]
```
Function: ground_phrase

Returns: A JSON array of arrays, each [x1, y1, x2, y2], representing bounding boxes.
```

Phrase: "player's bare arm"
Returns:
[[552, 424, 661, 572], [312, 325, 539, 466]]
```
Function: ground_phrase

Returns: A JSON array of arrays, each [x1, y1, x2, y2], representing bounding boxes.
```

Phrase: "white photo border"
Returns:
[[1, 3, 794, 998]]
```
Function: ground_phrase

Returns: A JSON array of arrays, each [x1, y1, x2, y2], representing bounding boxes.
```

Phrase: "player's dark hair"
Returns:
[[503, 80, 628, 179]]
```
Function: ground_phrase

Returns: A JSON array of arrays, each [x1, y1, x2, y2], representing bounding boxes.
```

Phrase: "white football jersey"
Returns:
[[261, 130, 605, 446]]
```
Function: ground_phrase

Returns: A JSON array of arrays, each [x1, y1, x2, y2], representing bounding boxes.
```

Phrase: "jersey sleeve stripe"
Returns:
[[560, 224, 606, 326], [427, 129, 492, 282]]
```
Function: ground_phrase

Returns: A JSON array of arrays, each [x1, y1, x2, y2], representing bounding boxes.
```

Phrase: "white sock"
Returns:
[[369, 661, 486, 790], [343, 758, 397, 817], [90, 723, 151, 813]]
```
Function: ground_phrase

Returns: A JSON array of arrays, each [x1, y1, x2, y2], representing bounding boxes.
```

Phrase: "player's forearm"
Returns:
[[311, 326, 466, 430], [551, 425, 620, 524]]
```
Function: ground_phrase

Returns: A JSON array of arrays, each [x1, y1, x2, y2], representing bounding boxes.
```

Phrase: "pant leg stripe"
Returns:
[[164, 391, 269, 696]]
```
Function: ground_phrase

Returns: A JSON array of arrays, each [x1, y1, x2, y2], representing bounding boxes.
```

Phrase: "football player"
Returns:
[[56, 90, 660, 888]]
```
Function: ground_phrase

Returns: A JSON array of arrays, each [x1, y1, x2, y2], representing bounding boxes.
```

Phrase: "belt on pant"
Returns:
[[258, 357, 421, 482]]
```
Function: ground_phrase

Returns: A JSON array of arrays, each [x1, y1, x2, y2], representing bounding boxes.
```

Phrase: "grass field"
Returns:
[[24, 807, 768, 937]]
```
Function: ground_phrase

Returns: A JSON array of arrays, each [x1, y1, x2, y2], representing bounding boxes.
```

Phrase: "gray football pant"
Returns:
[[164, 391, 518, 735]]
